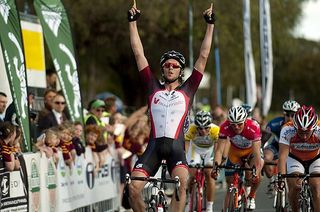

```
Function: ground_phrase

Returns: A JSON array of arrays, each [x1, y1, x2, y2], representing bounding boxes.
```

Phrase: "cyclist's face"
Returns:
[[197, 127, 210, 136], [230, 122, 245, 134], [162, 59, 181, 82], [284, 112, 294, 123], [297, 129, 313, 141]]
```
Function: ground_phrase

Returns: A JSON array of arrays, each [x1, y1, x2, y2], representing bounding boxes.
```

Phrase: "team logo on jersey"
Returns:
[[154, 98, 160, 104], [136, 163, 143, 169]]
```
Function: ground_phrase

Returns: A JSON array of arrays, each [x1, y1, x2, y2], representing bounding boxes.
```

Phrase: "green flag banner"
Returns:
[[0, 0, 31, 151], [34, 0, 83, 123]]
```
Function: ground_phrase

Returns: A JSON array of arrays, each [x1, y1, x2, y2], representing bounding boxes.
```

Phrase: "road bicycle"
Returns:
[[187, 155, 213, 212], [216, 163, 256, 212], [279, 173, 320, 212], [125, 160, 180, 212]]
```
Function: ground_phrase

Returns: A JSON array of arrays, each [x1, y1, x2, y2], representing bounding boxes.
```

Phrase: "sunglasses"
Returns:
[[197, 127, 210, 130], [162, 62, 181, 69], [54, 101, 65, 105], [230, 122, 244, 127], [284, 113, 294, 118], [96, 108, 105, 112]]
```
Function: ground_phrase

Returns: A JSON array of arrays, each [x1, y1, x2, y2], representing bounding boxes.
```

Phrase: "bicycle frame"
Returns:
[[188, 155, 212, 212], [280, 173, 320, 212], [217, 164, 256, 212]]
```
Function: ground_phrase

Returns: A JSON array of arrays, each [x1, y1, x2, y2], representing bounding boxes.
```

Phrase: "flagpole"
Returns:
[[214, 29, 222, 106]]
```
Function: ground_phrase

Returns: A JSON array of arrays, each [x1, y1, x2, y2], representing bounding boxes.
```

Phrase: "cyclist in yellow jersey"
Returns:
[[185, 111, 219, 212]]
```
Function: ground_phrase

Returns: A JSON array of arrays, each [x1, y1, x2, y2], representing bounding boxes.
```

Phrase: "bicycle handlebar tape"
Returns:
[[128, 10, 140, 22], [204, 12, 216, 24]]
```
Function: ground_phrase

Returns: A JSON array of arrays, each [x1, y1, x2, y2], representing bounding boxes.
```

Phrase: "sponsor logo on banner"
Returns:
[[59, 159, 66, 177], [1, 174, 10, 197], [42, 9, 61, 37], [0, 0, 10, 24], [30, 159, 40, 211], [75, 157, 82, 176], [86, 162, 95, 189]]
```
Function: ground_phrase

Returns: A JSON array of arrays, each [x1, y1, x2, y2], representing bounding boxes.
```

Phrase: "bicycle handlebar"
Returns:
[[279, 173, 320, 179], [125, 174, 181, 201], [216, 164, 256, 177], [188, 164, 213, 169]]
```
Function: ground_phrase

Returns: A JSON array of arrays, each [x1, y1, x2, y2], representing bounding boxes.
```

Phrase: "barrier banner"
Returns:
[[33, 0, 83, 123], [0, 0, 31, 151], [0, 156, 29, 211], [259, 0, 273, 116], [243, 0, 257, 108], [56, 148, 120, 211]]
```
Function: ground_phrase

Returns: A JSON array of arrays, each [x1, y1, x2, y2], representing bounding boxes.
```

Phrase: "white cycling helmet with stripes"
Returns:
[[227, 106, 248, 123], [282, 100, 300, 113]]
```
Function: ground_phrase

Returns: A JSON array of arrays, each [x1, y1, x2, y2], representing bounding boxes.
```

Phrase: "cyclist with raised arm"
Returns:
[[263, 100, 300, 180], [185, 111, 219, 212], [278, 105, 320, 212], [127, 1, 215, 211], [212, 106, 262, 210]]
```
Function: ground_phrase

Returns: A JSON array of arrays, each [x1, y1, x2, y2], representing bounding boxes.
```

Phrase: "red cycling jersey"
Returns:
[[219, 118, 261, 163]]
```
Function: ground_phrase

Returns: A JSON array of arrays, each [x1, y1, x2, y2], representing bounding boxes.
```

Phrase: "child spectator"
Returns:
[[58, 123, 76, 167], [0, 122, 18, 171], [85, 125, 101, 174], [36, 128, 60, 164], [72, 121, 85, 156]]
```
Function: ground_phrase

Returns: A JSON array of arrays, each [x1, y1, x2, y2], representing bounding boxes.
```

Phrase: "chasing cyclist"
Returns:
[[185, 111, 219, 212], [263, 100, 300, 181], [127, 1, 215, 211], [278, 105, 320, 212], [212, 106, 263, 210]]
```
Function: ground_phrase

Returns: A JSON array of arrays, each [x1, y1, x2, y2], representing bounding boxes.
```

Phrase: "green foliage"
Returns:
[[18, 0, 318, 112]]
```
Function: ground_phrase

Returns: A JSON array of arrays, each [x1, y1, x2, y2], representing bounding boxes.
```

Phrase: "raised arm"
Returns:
[[128, 1, 148, 71], [194, 4, 215, 74]]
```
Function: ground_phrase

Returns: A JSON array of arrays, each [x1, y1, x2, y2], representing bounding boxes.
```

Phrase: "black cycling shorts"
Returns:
[[132, 137, 187, 176]]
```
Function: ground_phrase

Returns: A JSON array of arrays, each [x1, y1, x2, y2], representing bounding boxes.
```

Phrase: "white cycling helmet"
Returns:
[[194, 111, 212, 128], [228, 106, 247, 123], [282, 100, 300, 113]]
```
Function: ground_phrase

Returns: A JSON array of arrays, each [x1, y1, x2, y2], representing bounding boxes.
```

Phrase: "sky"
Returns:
[[294, 0, 320, 41]]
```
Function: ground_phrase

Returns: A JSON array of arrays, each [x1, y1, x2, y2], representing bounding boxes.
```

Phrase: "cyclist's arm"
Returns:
[[194, 7, 214, 74], [214, 138, 228, 165], [185, 140, 190, 152], [252, 140, 262, 175], [129, 9, 148, 71], [278, 143, 289, 175]]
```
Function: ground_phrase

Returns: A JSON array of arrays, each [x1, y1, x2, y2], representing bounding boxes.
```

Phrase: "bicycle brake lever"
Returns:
[[125, 173, 131, 184]]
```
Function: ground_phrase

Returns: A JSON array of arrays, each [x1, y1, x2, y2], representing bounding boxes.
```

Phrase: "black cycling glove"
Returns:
[[128, 10, 140, 22], [204, 12, 216, 24]]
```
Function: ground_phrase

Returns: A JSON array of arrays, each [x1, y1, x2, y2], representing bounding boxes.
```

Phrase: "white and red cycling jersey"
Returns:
[[140, 66, 202, 140], [279, 122, 320, 161], [219, 119, 261, 163], [132, 66, 203, 176]]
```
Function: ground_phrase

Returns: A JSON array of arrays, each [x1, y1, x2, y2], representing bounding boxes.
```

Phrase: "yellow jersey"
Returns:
[[185, 123, 219, 148]]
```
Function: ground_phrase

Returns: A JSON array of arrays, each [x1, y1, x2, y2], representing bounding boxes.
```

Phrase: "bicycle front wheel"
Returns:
[[300, 199, 309, 212], [189, 182, 199, 212], [226, 189, 237, 212]]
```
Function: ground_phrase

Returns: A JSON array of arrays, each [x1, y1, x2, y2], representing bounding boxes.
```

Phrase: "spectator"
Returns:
[[37, 93, 68, 133], [0, 122, 18, 171], [104, 96, 117, 116], [36, 128, 60, 164], [0, 92, 8, 122], [46, 69, 59, 90], [85, 125, 101, 174], [37, 89, 57, 122], [72, 121, 85, 156], [58, 123, 76, 166]]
